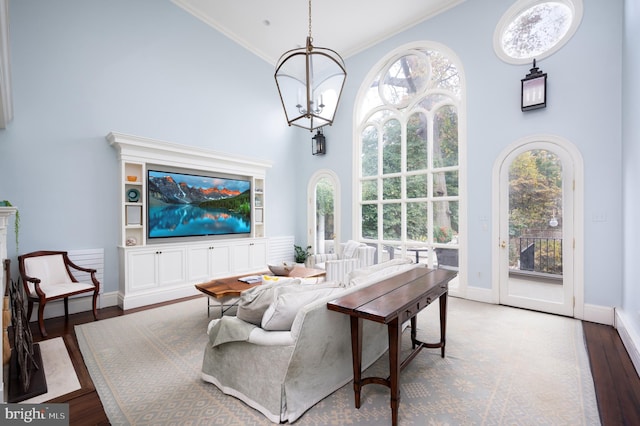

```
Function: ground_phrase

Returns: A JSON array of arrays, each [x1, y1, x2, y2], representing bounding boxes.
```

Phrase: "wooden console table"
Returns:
[[327, 267, 457, 426]]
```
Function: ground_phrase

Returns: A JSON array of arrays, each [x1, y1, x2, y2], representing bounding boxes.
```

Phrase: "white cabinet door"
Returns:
[[210, 244, 231, 277], [249, 239, 267, 270], [231, 242, 251, 272], [127, 246, 186, 291], [188, 243, 232, 282], [188, 245, 211, 283], [127, 249, 157, 291], [231, 239, 267, 272], [157, 247, 186, 287]]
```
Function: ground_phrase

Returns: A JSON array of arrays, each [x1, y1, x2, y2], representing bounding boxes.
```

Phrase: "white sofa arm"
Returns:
[[325, 258, 358, 284], [306, 252, 339, 269], [356, 246, 376, 268], [248, 328, 295, 346]]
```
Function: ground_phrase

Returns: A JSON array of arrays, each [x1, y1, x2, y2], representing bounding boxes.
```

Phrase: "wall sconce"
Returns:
[[521, 59, 547, 111], [312, 129, 326, 155]]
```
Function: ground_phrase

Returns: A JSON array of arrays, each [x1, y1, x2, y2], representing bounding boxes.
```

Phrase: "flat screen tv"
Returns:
[[147, 168, 251, 240]]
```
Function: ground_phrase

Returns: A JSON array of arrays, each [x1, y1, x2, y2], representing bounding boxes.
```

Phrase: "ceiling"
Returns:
[[171, 0, 466, 65]]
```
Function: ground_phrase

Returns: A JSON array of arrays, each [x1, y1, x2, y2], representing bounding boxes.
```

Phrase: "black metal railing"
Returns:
[[519, 237, 563, 275]]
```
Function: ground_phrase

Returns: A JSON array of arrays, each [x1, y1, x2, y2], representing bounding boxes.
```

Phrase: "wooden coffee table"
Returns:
[[195, 266, 326, 316], [287, 266, 326, 278]]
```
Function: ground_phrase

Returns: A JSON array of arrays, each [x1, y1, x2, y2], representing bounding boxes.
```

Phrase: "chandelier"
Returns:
[[274, 0, 347, 131]]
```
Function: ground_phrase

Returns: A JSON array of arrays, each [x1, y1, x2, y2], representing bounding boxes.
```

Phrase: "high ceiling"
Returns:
[[171, 0, 466, 65]]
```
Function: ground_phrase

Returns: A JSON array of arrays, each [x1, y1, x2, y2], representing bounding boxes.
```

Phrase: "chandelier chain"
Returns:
[[308, 0, 313, 41]]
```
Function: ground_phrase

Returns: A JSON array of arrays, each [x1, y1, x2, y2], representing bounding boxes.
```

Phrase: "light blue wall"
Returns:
[[0, 0, 299, 293], [0, 0, 630, 312], [622, 0, 640, 346], [296, 0, 624, 308]]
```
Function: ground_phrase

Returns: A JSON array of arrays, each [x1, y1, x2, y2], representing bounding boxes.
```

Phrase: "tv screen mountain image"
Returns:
[[147, 169, 251, 238]]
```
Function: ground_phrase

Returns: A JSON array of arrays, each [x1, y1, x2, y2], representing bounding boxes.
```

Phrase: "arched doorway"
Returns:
[[492, 135, 584, 317], [307, 169, 341, 255]]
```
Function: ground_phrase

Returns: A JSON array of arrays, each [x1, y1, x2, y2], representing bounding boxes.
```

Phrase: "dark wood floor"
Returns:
[[18, 301, 640, 426]]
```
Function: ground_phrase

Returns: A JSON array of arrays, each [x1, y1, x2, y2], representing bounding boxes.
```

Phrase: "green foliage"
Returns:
[[294, 244, 312, 263], [508, 150, 561, 234], [316, 179, 333, 215], [199, 190, 251, 218]]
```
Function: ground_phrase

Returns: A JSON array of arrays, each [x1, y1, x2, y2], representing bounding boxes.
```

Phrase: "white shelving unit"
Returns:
[[254, 177, 265, 238], [108, 132, 272, 309]]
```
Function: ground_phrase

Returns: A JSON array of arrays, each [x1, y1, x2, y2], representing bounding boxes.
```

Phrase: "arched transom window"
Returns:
[[355, 43, 463, 269]]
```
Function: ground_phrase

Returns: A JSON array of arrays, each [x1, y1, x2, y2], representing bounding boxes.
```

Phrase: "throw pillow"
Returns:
[[236, 279, 301, 325], [261, 286, 342, 331], [342, 240, 362, 258]]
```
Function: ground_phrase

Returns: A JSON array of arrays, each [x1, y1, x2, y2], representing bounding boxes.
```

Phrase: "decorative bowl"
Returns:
[[268, 261, 296, 276], [127, 176, 138, 182]]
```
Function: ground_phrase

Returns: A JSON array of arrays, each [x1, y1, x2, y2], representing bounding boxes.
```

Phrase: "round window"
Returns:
[[379, 51, 431, 108], [494, 0, 583, 64]]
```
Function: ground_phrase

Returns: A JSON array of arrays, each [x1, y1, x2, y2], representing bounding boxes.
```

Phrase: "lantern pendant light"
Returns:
[[274, 0, 347, 131]]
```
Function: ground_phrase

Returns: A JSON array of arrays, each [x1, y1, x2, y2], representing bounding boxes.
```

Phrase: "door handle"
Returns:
[[500, 240, 506, 248]]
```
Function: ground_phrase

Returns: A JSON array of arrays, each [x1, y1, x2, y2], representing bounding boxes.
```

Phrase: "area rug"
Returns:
[[75, 296, 600, 425], [20, 337, 81, 404]]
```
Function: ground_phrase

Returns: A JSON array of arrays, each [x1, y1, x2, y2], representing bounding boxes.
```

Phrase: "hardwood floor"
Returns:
[[583, 321, 640, 425], [17, 302, 640, 426]]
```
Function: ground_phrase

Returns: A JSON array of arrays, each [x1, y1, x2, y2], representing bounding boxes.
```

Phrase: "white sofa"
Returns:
[[305, 240, 377, 284], [201, 258, 418, 423]]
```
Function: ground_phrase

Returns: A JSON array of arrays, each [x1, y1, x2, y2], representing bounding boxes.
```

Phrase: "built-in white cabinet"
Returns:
[[108, 132, 272, 310], [231, 239, 267, 273], [125, 247, 187, 292], [121, 239, 267, 309], [187, 243, 232, 283]]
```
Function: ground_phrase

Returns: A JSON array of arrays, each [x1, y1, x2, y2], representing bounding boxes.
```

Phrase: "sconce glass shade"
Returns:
[[275, 37, 346, 131], [312, 129, 326, 155], [521, 59, 547, 111]]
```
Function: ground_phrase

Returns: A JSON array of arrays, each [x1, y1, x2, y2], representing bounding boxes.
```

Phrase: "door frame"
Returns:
[[491, 134, 585, 319], [307, 169, 341, 254]]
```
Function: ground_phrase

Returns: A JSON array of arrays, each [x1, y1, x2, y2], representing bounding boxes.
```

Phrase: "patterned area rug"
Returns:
[[75, 296, 600, 425]]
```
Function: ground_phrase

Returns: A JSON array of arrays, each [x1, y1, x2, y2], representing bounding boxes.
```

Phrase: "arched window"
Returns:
[[355, 42, 464, 270]]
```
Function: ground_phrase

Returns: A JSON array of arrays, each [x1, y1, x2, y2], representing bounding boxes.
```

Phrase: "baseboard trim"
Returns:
[[583, 303, 615, 326], [463, 286, 494, 303], [118, 286, 201, 310], [615, 308, 640, 378]]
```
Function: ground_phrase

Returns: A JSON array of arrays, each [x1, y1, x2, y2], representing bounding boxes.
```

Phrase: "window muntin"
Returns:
[[494, 0, 583, 64], [357, 44, 461, 269]]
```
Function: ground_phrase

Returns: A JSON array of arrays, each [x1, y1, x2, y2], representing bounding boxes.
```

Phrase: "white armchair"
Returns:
[[306, 240, 376, 283], [18, 250, 100, 337]]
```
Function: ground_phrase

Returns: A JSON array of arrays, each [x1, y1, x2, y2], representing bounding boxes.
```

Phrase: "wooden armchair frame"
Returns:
[[18, 250, 100, 337]]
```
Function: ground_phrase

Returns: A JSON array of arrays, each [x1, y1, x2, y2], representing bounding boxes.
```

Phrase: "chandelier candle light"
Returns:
[[275, 0, 347, 131]]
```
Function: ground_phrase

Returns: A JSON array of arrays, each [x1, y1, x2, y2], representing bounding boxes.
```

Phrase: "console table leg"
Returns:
[[388, 317, 402, 426], [439, 291, 448, 358], [350, 316, 363, 408], [410, 316, 417, 349]]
